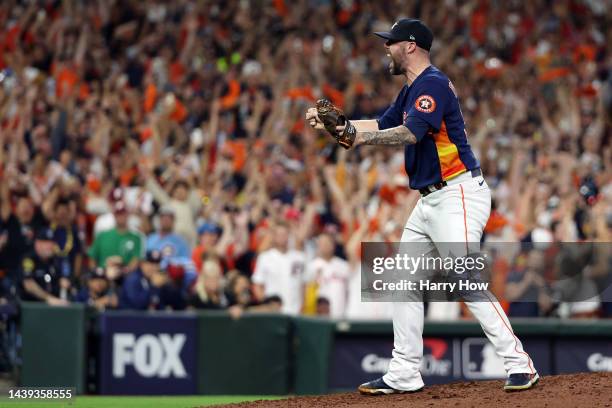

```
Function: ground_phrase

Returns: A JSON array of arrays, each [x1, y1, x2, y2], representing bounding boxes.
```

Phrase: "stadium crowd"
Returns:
[[0, 0, 610, 326]]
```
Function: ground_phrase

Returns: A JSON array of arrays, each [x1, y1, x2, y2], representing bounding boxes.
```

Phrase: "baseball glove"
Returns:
[[315, 99, 357, 149]]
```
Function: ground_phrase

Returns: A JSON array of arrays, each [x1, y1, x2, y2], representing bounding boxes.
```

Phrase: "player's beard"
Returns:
[[388, 54, 405, 76]]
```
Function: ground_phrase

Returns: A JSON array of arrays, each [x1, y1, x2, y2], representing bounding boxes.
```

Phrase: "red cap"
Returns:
[[113, 201, 128, 213]]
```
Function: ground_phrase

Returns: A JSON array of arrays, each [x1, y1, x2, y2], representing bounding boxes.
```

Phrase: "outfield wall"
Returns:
[[19, 302, 612, 395]]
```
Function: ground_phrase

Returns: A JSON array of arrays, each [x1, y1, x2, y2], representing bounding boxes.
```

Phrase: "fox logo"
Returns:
[[113, 333, 187, 378]]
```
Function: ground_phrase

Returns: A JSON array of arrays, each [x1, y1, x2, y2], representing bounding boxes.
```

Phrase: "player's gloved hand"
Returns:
[[307, 99, 357, 149], [306, 107, 351, 143]]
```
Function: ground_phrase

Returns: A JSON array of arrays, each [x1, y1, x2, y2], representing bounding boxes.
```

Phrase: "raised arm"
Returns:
[[0, 173, 10, 222], [345, 207, 369, 265], [306, 106, 417, 146], [306, 107, 381, 132], [355, 125, 418, 146], [351, 120, 380, 132], [142, 170, 171, 205]]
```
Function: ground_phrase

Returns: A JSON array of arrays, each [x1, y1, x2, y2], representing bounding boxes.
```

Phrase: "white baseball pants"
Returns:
[[383, 172, 536, 391]]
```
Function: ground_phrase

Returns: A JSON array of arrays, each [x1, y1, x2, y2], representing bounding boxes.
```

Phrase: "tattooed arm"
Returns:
[[355, 125, 418, 146]]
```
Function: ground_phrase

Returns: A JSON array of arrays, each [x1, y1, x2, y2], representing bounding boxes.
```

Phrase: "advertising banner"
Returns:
[[99, 312, 198, 395], [554, 339, 612, 373], [329, 335, 551, 390], [461, 337, 551, 379]]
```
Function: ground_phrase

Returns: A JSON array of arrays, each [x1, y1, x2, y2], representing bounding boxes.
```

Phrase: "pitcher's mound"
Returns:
[[215, 372, 612, 408]]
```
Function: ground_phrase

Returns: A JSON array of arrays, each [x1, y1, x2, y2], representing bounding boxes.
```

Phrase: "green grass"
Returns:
[[0, 395, 284, 408]]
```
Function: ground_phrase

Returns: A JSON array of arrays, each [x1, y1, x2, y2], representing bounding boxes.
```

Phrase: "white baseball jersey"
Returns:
[[252, 248, 306, 315], [306, 256, 351, 319]]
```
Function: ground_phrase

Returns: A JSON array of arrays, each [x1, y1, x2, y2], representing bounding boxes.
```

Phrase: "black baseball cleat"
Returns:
[[358, 377, 423, 395], [504, 372, 540, 391]]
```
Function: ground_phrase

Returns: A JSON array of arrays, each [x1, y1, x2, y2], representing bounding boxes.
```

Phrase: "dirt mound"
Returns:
[[214, 372, 612, 408]]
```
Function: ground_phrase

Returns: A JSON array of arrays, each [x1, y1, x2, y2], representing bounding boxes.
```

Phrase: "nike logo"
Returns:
[[478, 180, 485, 186]]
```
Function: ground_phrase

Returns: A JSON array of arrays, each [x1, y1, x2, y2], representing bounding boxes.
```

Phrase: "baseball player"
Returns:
[[306, 18, 539, 394]]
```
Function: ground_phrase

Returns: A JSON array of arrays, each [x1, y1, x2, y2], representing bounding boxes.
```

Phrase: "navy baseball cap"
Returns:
[[145, 250, 162, 264], [90, 266, 108, 280], [35, 227, 54, 241], [374, 18, 434, 51]]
